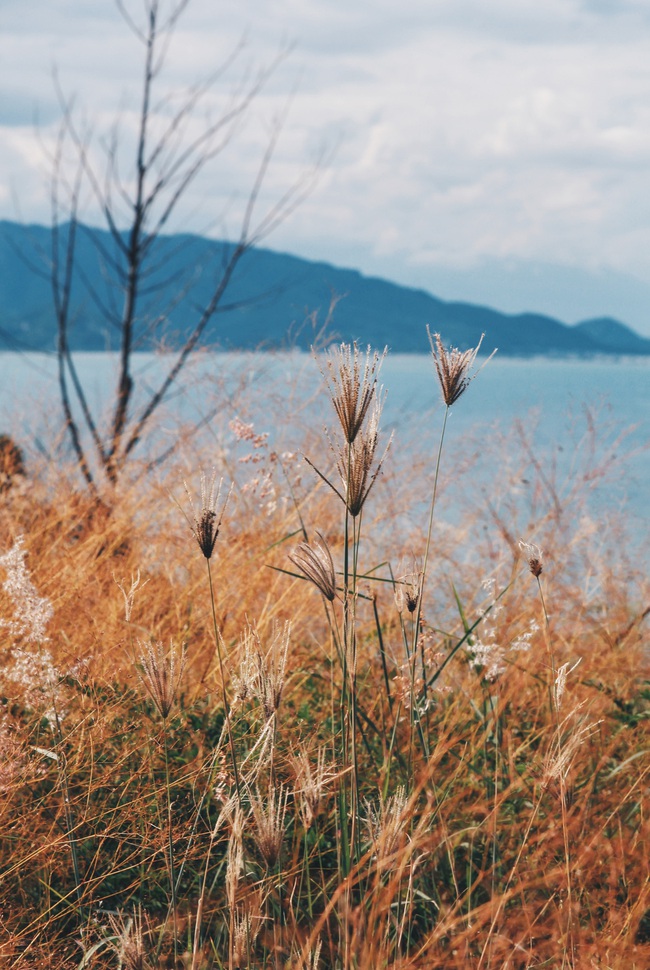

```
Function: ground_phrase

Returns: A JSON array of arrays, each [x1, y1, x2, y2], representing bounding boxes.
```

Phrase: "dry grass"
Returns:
[[0, 346, 648, 970]]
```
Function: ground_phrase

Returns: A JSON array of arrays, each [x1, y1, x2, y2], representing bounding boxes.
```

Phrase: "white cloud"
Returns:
[[2, 0, 650, 331]]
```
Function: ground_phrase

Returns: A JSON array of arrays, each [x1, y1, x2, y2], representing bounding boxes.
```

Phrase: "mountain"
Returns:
[[1, 220, 649, 356], [573, 317, 650, 354]]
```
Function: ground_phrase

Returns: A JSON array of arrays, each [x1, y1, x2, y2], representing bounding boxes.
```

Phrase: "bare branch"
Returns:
[[39, 0, 317, 489], [121, 239, 247, 462]]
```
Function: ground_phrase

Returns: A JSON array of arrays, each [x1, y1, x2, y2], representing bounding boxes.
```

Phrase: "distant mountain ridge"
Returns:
[[1, 220, 649, 357]]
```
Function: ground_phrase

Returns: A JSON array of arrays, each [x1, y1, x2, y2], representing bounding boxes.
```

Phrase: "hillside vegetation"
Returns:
[[0, 339, 648, 969], [2, 220, 650, 356]]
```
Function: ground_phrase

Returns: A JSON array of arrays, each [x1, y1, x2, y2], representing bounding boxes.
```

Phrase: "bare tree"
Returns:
[[47, 0, 318, 490]]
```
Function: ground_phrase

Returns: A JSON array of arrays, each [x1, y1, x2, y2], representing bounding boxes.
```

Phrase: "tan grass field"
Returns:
[[0, 342, 648, 969]]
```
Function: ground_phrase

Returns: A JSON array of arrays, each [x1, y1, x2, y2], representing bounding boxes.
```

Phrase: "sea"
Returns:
[[2, 351, 648, 560]]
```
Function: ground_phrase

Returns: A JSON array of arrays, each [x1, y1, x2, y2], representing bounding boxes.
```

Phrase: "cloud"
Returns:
[[2, 0, 650, 331]]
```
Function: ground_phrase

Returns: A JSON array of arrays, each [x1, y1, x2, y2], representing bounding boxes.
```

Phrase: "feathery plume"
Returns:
[[232, 899, 263, 969], [250, 784, 288, 868], [427, 328, 493, 407], [0, 536, 53, 643], [519, 538, 544, 578], [107, 906, 151, 970], [289, 532, 337, 601], [231, 632, 259, 707], [555, 657, 582, 711], [322, 342, 386, 443], [335, 401, 392, 518], [180, 470, 231, 560], [226, 804, 246, 912], [137, 639, 186, 720], [542, 712, 601, 789], [364, 785, 409, 861], [292, 746, 337, 830], [394, 557, 422, 615], [291, 937, 323, 970], [253, 622, 291, 720], [114, 569, 148, 623]]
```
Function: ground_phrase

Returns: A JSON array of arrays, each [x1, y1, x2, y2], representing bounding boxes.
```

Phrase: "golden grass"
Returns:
[[0, 349, 648, 970]]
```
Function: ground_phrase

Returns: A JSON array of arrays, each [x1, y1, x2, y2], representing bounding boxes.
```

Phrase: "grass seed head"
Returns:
[[289, 531, 337, 601], [226, 804, 246, 911], [250, 784, 288, 868], [137, 639, 186, 720], [323, 342, 386, 444], [542, 711, 601, 790], [232, 631, 259, 706], [232, 899, 263, 969], [114, 569, 148, 623], [519, 538, 544, 578], [292, 746, 337, 830], [253, 621, 291, 720], [394, 557, 422, 615], [181, 469, 231, 559], [107, 906, 151, 970], [427, 328, 493, 407], [335, 402, 392, 518], [364, 785, 409, 861], [0, 435, 26, 493], [0, 535, 53, 644], [555, 657, 582, 710]]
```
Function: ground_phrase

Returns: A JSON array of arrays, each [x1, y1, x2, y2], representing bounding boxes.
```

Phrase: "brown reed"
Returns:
[[519, 537, 544, 577], [289, 531, 337, 602], [136, 638, 186, 720], [1, 346, 648, 970], [427, 327, 494, 407], [181, 469, 231, 560], [322, 342, 386, 444]]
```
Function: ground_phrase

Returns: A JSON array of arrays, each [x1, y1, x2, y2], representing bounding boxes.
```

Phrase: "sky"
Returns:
[[2, 0, 650, 334]]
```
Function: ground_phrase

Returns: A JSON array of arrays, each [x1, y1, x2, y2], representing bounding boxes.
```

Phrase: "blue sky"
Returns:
[[2, 0, 650, 333]]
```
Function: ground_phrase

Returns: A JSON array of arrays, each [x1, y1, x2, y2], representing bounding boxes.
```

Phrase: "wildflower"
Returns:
[[469, 637, 506, 681], [289, 532, 337, 601], [8, 646, 60, 695], [181, 470, 231, 559], [137, 639, 186, 720], [229, 416, 269, 451], [322, 342, 386, 443], [0, 536, 53, 643], [519, 538, 544, 578], [427, 328, 494, 407]]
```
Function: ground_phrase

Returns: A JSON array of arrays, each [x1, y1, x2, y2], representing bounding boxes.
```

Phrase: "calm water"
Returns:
[[2, 351, 648, 536]]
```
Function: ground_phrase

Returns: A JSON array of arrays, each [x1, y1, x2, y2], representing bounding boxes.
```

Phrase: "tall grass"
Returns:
[[0, 340, 648, 969]]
